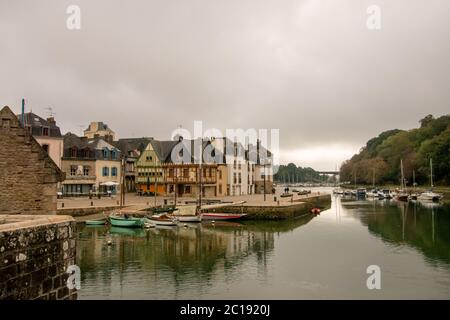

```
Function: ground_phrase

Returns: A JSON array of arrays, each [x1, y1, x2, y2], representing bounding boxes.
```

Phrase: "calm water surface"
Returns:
[[76, 189, 450, 299]]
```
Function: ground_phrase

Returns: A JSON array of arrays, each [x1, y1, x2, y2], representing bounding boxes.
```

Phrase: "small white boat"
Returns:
[[173, 214, 202, 222], [146, 214, 178, 226], [366, 190, 378, 198], [417, 191, 443, 202], [417, 159, 444, 203]]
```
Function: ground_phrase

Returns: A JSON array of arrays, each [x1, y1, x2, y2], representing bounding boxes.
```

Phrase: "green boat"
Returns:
[[85, 219, 107, 225], [108, 215, 144, 228]]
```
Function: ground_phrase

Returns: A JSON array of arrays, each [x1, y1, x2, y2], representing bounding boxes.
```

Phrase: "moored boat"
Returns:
[[173, 214, 202, 222], [417, 191, 443, 202], [280, 193, 293, 198], [108, 214, 144, 228], [85, 218, 107, 225], [146, 214, 178, 226]]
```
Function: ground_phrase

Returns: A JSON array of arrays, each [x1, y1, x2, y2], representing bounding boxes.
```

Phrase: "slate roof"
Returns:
[[112, 138, 153, 158], [16, 112, 62, 138]]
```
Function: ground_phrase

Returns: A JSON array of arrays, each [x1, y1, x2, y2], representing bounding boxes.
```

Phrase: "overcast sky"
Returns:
[[1, 0, 449, 170]]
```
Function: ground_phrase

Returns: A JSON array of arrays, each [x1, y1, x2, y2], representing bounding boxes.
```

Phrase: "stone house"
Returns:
[[211, 137, 255, 196], [61, 133, 122, 196], [17, 112, 64, 168], [0, 106, 65, 215], [83, 121, 115, 141], [252, 141, 274, 194]]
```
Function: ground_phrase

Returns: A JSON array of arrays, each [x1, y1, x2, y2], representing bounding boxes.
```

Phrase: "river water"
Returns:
[[76, 188, 450, 299]]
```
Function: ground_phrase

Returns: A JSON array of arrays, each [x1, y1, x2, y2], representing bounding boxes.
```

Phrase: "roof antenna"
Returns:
[[45, 107, 55, 118]]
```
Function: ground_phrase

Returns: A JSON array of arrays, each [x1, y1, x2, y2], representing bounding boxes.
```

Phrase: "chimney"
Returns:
[[47, 117, 56, 125]]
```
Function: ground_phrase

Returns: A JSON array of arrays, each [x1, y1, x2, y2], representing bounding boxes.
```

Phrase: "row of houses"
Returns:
[[17, 110, 273, 197]]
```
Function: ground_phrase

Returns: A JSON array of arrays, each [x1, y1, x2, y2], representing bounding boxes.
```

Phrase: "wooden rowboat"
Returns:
[[85, 219, 107, 225], [146, 214, 178, 226]]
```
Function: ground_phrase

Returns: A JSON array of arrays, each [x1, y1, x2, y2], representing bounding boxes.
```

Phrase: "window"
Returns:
[[42, 144, 49, 153], [70, 148, 77, 157], [169, 169, 174, 177], [111, 150, 117, 160], [185, 186, 191, 193], [111, 167, 117, 177], [70, 166, 77, 176], [219, 184, 222, 194], [233, 160, 237, 169], [183, 169, 189, 178], [219, 170, 222, 180], [83, 166, 90, 176], [238, 162, 241, 170], [42, 127, 49, 136], [233, 173, 237, 184], [84, 149, 90, 158], [103, 149, 109, 159], [102, 167, 109, 176], [238, 173, 242, 184], [146, 155, 153, 161]]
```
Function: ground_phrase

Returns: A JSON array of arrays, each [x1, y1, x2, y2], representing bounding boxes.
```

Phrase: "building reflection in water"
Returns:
[[76, 215, 315, 299]]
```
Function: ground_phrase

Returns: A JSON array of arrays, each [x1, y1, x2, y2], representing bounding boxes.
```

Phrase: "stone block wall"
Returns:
[[0, 215, 77, 300], [0, 106, 65, 215]]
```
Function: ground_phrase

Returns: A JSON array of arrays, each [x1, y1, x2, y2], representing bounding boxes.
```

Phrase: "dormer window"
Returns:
[[103, 149, 109, 159], [42, 127, 49, 136]]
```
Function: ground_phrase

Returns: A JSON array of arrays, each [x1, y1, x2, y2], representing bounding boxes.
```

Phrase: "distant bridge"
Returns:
[[317, 171, 339, 175]]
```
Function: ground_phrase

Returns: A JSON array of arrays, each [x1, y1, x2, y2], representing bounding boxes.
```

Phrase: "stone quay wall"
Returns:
[[0, 215, 77, 300], [57, 205, 120, 217], [0, 106, 65, 215], [205, 194, 331, 220]]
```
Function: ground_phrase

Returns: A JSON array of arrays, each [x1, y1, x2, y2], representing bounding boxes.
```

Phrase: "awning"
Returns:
[[100, 181, 120, 186]]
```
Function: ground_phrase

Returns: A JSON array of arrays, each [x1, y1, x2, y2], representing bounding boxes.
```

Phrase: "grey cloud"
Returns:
[[1, 0, 449, 170]]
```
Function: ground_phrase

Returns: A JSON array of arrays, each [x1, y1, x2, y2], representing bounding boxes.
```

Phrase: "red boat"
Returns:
[[201, 213, 247, 221]]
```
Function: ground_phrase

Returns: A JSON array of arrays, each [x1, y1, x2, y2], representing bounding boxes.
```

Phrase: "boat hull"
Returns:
[[146, 216, 178, 226], [85, 219, 107, 225], [173, 215, 202, 222], [108, 216, 144, 228]]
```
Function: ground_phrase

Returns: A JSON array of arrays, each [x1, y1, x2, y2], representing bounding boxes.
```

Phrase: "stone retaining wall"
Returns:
[[0, 215, 77, 300], [205, 194, 331, 220], [57, 206, 120, 217]]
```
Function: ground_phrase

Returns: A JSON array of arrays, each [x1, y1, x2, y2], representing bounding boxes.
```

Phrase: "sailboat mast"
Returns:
[[430, 158, 433, 188], [372, 168, 375, 188], [198, 139, 203, 208], [400, 159, 404, 190], [154, 155, 157, 208]]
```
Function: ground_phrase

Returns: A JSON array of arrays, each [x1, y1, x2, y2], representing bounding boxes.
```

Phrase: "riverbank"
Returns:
[[341, 185, 450, 203]]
